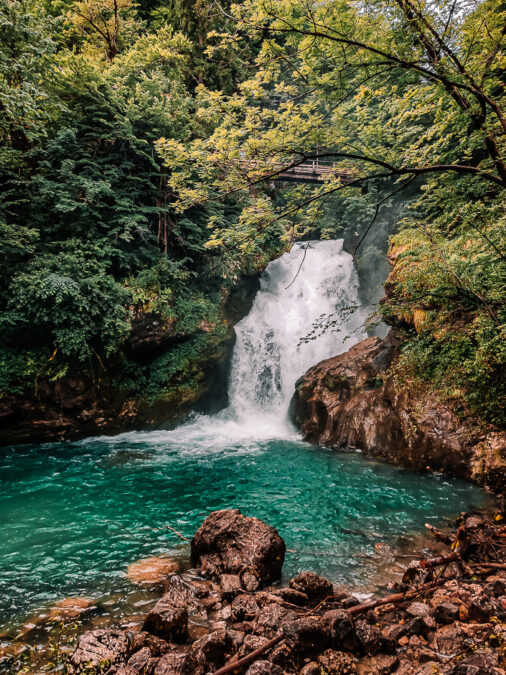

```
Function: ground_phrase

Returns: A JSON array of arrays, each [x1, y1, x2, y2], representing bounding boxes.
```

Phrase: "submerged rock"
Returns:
[[127, 556, 179, 587], [190, 509, 285, 585]]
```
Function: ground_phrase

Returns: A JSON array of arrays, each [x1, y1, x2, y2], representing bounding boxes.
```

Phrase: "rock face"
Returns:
[[191, 509, 286, 585], [291, 330, 506, 493]]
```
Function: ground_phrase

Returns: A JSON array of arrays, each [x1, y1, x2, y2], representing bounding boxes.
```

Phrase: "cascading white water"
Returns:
[[222, 239, 365, 436], [109, 239, 365, 448]]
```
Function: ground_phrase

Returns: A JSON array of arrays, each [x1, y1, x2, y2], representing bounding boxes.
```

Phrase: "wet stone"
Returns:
[[67, 628, 132, 674], [244, 660, 283, 675], [191, 629, 230, 671], [323, 609, 356, 651], [255, 603, 297, 638], [231, 594, 260, 622], [143, 595, 188, 642], [355, 619, 381, 655], [406, 602, 432, 619], [127, 556, 179, 588], [191, 509, 285, 585], [434, 602, 460, 624], [220, 574, 243, 599], [152, 649, 204, 675], [289, 571, 334, 600], [237, 635, 271, 659], [283, 615, 330, 654]]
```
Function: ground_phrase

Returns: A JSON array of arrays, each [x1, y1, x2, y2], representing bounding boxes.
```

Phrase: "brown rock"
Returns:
[[323, 610, 356, 651], [290, 331, 506, 491], [231, 594, 260, 622], [143, 595, 188, 642], [220, 574, 243, 599], [468, 595, 495, 623], [153, 649, 204, 675], [67, 628, 131, 673], [266, 587, 308, 606], [355, 619, 381, 655], [289, 571, 333, 600], [357, 654, 399, 675], [300, 662, 320, 675], [434, 602, 460, 624], [191, 510, 285, 585], [448, 650, 503, 675], [127, 556, 179, 587], [255, 603, 298, 638], [244, 660, 283, 675], [127, 646, 157, 674], [48, 597, 97, 623], [237, 635, 271, 659], [191, 629, 231, 671], [282, 615, 330, 654], [318, 649, 358, 674]]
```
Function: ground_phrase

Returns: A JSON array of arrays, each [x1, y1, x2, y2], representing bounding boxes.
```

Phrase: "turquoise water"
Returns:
[[0, 424, 487, 629]]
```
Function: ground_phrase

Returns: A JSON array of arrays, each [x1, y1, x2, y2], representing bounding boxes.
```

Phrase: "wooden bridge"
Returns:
[[240, 159, 353, 185]]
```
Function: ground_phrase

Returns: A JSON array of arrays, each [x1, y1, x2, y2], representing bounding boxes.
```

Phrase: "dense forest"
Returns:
[[0, 0, 504, 434]]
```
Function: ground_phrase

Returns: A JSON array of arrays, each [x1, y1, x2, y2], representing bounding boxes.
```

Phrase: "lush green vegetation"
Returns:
[[0, 0, 274, 406], [0, 0, 504, 426]]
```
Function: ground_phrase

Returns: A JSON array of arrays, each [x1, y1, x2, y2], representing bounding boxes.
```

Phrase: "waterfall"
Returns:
[[221, 239, 365, 437], [117, 239, 365, 448]]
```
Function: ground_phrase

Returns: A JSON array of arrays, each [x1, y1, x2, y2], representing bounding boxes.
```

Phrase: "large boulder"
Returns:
[[191, 510, 286, 585], [290, 331, 506, 492]]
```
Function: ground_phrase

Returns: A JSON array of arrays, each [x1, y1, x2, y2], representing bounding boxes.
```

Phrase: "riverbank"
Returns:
[[2, 507, 504, 674], [2, 510, 506, 675]]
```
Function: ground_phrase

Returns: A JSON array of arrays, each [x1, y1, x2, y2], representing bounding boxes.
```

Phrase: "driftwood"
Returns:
[[425, 523, 454, 545], [348, 578, 446, 615]]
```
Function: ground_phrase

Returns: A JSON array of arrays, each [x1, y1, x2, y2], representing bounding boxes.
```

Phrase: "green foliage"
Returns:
[[0, 0, 504, 428], [0, 0, 263, 402]]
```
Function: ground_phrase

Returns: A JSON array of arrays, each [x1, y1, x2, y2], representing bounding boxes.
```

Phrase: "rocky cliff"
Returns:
[[291, 330, 506, 494]]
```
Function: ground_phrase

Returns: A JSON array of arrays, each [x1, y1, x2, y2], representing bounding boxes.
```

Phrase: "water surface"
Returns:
[[0, 430, 486, 628]]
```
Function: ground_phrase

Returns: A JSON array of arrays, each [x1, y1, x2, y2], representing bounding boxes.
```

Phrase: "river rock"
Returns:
[[48, 597, 97, 623], [355, 619, 381, 655], [190, 509, 285, 585], [289, 571, 334, 600], [143, 595, 188, 642], [323, 609, 356, 651], [67, 628, 132, 673], [434, 601, 460, 624], [283, 615, 330, 654], [255, 603, 298, 638], [220, 573, 243, 598], [152, 649, 204, 675], [231, 594, 260, 621], [127, 556, 179, 587], [245, 660, 283, 675]]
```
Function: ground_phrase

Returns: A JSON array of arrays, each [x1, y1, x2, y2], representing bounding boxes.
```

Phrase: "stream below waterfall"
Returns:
[[0, 241, 489, 632]]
